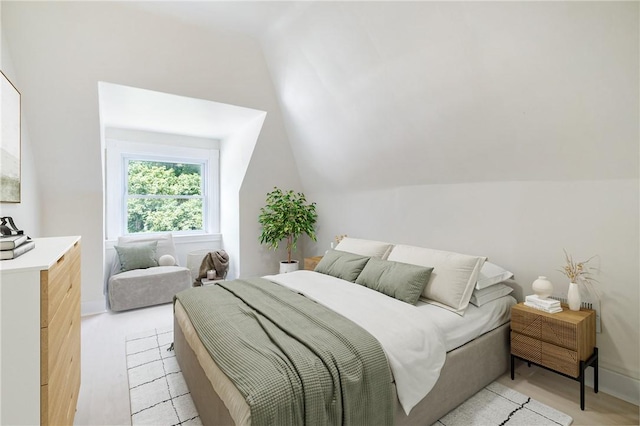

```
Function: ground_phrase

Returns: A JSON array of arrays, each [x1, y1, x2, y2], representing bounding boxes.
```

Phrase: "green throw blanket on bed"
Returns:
[[175, 277, 394, 426]]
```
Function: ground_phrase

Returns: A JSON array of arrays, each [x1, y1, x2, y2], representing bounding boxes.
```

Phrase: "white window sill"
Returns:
[[105, 233, 222, 248]]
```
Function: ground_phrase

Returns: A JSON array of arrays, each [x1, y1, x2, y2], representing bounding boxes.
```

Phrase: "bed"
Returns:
[[173, 238, 518, 425]]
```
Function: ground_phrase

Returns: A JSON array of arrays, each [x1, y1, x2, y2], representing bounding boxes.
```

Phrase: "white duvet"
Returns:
[[264, 270, 447, 415]]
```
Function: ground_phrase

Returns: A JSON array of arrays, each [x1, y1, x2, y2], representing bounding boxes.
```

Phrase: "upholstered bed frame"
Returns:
[[174, 316, 510, 426]]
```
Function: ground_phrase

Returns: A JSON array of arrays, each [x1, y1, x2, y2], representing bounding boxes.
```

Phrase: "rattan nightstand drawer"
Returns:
[[511, 332, 579, 377], [511, 307, 578, 350]]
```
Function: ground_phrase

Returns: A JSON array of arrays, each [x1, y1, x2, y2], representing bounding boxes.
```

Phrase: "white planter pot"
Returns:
[[279, 260, 299, 274]]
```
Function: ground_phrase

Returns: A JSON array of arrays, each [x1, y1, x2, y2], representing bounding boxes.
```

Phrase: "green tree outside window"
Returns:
[[126, 160, 204, 233]]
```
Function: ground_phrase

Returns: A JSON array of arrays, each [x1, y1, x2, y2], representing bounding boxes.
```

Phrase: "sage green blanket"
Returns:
[[175, 277, 394, 426]]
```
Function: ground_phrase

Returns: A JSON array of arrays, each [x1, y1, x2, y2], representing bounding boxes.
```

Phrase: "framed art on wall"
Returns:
[[0, 70, 21, 203]]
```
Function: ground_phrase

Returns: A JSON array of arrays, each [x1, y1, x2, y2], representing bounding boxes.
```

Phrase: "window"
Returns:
[[106, 137, 219, 239], [125, 159, 205, 233]]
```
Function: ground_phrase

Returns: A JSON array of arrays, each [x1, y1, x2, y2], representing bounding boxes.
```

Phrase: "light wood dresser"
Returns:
[[510, 302, 597, 410], [0, 236, 81, 425]]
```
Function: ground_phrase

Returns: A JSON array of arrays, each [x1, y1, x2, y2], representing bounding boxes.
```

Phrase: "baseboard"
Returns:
[[585, 366, 639, 406], [82, 298, 107, 316]]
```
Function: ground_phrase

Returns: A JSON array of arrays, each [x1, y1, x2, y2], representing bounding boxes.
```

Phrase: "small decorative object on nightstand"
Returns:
[[510, 302, 598, 410], [532, 276, 554, 299], [304, 256, 323, 271]]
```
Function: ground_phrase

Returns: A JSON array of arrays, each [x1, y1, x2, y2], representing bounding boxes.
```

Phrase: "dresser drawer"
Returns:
[[41, 340, 80, 426], [41, 284, 80, 385], [41, 241, 81, 327], [511, 332, 579, 377], [42, 312, 81, 424], [511, 306, 577, 350]]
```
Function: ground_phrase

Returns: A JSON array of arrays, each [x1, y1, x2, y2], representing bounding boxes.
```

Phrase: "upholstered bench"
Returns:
[[107, 233, 191, 312], [108, 265, 191, 311]]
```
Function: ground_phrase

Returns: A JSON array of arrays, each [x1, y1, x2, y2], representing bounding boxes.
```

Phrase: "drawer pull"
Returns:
[[57, 254, 65, 264]]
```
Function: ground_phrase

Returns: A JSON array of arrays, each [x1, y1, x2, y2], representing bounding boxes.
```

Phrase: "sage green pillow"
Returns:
[[355, 258, 433, 305], [114, 241, 159, 273], [314, 249, 371, 282]]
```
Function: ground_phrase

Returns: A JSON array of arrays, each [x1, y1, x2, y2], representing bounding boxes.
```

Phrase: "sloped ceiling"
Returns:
[[6, 1, 639, 196], [128, 1, 638, 192], [98, 82, 265, 140], [259, 2, 638, 192]]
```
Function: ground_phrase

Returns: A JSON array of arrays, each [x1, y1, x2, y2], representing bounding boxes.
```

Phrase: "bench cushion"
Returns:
[[109, 265, 191, 311]]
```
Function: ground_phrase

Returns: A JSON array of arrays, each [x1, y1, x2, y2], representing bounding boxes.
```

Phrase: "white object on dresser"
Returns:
[[0, 236, 82, 425]]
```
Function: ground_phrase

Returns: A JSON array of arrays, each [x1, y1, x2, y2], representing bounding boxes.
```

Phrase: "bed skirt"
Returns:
[[174, 307, 510, 426]]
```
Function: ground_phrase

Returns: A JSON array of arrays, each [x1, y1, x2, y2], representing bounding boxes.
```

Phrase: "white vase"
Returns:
[[532, 276, 554, 299], [567, 282, 581, 311], [279, 260, 299, 274]]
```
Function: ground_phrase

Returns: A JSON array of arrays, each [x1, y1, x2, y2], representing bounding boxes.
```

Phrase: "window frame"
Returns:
[[106, 139, 219, 240]]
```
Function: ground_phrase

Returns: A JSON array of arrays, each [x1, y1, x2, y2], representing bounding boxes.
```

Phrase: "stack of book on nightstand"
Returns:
[[525, 294, 562, 313], [0, 234, 35, 260]]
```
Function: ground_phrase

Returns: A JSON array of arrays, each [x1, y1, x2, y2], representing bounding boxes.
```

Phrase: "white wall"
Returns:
[[0, 28, 40, 236], [2, 2, 302, 312], [305, 180, 639, 402], [238, 113, 305, 278], [219, 113, 265, 280]]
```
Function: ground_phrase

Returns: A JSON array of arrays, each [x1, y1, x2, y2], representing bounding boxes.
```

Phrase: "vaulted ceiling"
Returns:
[[4, 1, 639, 195], [130, 1, 638, 192]]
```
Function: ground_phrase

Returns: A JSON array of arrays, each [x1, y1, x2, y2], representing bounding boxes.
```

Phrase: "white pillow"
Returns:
[[470, 283, 514, 307], [335, 237, 394, 260], [387, 244, 486, 315], [476, 261, 514, 290], [158, 254, 176, 266]]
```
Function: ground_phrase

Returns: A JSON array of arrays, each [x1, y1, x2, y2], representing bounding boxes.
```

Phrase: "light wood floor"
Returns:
[[74, 303, 639, 425], [497, 363, 639, 425], [75, 303, 174, 426]]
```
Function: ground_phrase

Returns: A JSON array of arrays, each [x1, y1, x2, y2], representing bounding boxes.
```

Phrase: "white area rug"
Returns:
[[435, 381, 572, 426], [125, 327, 201, 425], [126, 328, 571, 426]]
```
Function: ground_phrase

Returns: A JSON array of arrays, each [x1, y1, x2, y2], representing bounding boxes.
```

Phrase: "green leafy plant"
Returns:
[[258, 187, 317, 264]]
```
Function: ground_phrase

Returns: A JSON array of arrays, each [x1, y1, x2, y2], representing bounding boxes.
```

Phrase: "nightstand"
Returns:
[[304, 256, 323, 271], [510, 302, 598, 410], [200, 278, 225, 286]]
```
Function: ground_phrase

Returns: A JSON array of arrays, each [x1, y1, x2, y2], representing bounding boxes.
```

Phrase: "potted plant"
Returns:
[[259, 187, 317, 273]]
